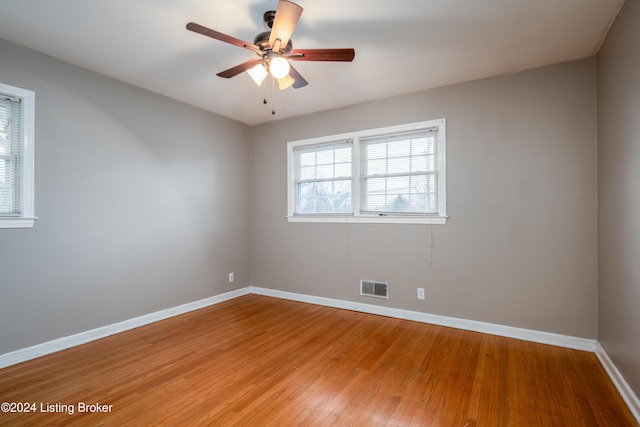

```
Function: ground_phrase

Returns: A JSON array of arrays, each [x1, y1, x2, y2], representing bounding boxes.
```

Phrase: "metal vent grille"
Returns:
[[360, 280, 389, 299]]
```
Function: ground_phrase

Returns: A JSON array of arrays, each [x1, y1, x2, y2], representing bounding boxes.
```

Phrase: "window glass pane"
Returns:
[[412, 138, 427, 155], [300, 165, 315, 180], [316, 164, 334, 179], [411, 175, 427, 193], [388, 139, 411, 157], [367, 159, 386, 176], [411, 155, 427, 173], [427, 193, 437, 212], [316, 150, 334, 165], [388, 195, 412, 212], [387, 157, 410, 174], [387, 176, 410, 193], [367, 143, 387, 159], [426, 173, 436, 193], [299, 151, 316, 167], [365, 194, 386, 211], [335, 147, 351, 163], [425, 136, 435, 154], [366, 177, 386, 193], [334, 162, 351, 178], [409, 194, 426, 211]]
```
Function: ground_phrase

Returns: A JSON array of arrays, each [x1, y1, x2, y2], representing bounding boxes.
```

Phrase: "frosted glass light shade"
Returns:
[[277, 75, 295, 90], [269, 57, 290, 79], [247, 63, 267, 86]]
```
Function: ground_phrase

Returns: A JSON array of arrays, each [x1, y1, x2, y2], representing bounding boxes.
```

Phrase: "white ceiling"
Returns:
[[0, 0, 624, 125]]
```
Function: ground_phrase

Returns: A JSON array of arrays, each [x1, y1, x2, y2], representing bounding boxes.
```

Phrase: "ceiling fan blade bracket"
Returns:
[[273, 39, 282, 53]]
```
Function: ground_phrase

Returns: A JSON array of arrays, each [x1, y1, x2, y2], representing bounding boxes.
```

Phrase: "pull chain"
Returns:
[[344, 222, 349, 275], [428, 224, 434, 265]]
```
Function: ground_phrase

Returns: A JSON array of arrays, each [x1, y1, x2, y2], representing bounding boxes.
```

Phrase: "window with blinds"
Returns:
[[361, 129, 437, 215], [287, 118, 446, 224], [294, 141, 353, 214], [0, 82, 35, 229], [0, 96, 21, 216]]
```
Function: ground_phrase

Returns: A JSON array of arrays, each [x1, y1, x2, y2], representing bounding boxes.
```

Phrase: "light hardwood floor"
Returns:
[[0, 294, 636, 426]]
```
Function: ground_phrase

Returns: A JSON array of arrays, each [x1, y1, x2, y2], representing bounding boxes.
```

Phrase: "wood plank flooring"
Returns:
[[0, 295, 636, 426]]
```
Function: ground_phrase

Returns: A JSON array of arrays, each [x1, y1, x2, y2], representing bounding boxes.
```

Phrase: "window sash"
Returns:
[[293, 141, 353, 215], [360, 129, 439, 215]]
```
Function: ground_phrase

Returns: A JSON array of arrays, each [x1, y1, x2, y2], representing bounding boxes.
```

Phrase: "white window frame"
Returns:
[[0, 83, 36, 229], [287, 119, 447, 224]]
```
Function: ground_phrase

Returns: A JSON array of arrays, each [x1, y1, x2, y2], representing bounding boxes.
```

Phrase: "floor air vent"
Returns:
[[360, 280, 389, 299]]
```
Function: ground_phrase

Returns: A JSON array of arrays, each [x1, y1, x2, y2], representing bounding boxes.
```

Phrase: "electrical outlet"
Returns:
[[417, 288, 425, 300], [228, 272, 234, 283]]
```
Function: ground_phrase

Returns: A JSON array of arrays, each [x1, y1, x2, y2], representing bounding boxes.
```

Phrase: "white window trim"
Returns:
[[287, 119, 447, 225], [0, 83, 36, 229]]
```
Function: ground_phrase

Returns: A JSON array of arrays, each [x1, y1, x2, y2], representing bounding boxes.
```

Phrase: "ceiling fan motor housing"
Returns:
[[254, 31, 292, 53], [263, 11, 276, 30]]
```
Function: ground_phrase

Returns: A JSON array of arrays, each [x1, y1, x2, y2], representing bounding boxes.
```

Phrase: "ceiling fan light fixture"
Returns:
[[269, 56, 290, 79], [186, 0, 355, 91], [247, 63, 268, 86], [277, 74, 295, 90]]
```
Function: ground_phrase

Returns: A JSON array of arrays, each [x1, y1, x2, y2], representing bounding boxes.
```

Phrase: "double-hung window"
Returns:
[[294, 141, 353, 215], [287, 119, 447, 224], [0, 83, 36, 229]]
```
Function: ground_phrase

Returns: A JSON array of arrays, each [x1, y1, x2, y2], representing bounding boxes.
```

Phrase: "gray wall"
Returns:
[[250, 59, 598, 339], [597, 0, 640, 398], [0, 39, 251, 355]]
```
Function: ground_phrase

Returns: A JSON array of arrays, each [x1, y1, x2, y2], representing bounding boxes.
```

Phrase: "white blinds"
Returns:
[[294, 141, 353, 214], [361, 129, 438, 214], [0, 96, 21, 216]]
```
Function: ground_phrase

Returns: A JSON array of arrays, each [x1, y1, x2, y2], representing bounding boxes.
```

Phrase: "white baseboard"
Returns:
[[249, 286, 597, 352], [595, 343, 640, 424], [0, 287, 251, 369]]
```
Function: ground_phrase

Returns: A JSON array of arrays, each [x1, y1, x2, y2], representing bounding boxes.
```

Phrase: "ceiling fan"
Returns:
[[186, 0, 355, 91]]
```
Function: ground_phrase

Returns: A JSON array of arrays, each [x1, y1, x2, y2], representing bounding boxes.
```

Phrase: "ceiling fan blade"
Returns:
[[217, 59, 263, 78], [187, 22, 260, 52], [288, 64, 308, 89], [289, 48, 355, 62], [268, 0, 303, 51]]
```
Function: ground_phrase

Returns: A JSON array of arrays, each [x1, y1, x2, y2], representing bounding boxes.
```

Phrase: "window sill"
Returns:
[[0, 217, 38, 229], [287, 215, 447, 225]]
